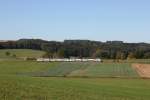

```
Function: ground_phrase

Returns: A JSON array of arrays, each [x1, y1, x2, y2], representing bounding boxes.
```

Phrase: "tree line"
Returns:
[[0, 39, 150, 59]]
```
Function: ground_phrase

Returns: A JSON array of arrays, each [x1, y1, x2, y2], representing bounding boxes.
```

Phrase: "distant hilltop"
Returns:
[[0, 39, 148, 44], [0, 40, 9, 42], [0, 40, 15, 42], [64, 40, 124, 44], [106, 41, 123, 44]]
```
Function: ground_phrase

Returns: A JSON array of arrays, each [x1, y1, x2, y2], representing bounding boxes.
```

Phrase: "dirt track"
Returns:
[[132, 64, 150, 78]]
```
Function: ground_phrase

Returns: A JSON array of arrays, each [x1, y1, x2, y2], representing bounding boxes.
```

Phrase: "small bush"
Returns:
[[5, 51, 10, 56], [26, 57, 36, 61]]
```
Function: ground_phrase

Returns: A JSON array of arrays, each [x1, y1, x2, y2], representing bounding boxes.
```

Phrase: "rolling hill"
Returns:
[[0, 49, 45, 59]]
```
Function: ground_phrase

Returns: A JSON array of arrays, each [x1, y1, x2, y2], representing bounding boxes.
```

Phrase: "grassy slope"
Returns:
[[0, 49, 45, 58], [0, 61, 55, 75], [0, 76, 150, 100], [0, 61, 149, 100], [32, 62, 88, 77], [82, 63, 139, 77], [28, 62, 138, 78]]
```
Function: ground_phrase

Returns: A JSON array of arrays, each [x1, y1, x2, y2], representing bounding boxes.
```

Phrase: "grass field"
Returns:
[[0, 76, 150, 100], [103, 59, 150, 64], [0, 60, 150, 100], [0, 61, 54, 75], [69, 63, 139, 77], [31, 62, 139, 78], [0, 49, 45, 59], [0, 61, 138, 78]]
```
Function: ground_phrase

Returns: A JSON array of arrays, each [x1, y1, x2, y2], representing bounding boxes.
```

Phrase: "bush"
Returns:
[[26, 57, 36, 61], [5, 51, 10, 56]]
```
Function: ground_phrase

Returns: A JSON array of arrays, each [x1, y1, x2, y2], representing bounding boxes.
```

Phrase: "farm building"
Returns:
[[37, 58, 101, 62]]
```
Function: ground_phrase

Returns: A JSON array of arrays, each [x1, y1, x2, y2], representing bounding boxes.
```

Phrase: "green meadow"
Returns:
[[1, 76, 150, 100], [0, 61, 150, 100], [0, 49, 150, 100], [0, 49, 45, 59]]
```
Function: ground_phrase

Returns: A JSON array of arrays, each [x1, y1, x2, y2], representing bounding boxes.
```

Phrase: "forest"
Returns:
[[0, 39, 150, 59]]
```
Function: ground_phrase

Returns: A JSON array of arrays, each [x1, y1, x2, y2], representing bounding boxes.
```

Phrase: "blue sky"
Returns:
[[0, 0, 150, 42]]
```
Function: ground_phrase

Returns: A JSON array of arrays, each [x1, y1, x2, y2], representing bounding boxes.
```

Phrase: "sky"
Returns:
[[0, 0, 150, 43]]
